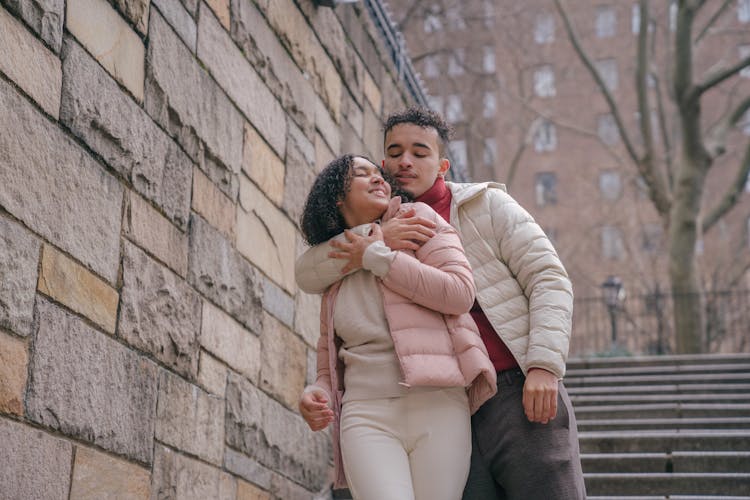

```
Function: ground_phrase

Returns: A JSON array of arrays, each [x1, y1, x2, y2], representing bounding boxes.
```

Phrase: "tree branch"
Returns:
[[694, 0, 733, 44], [705, 95, 750, 158], [652, 71, 675, 187], [703, 139, 750, 232], [695, 55, 750, 97]]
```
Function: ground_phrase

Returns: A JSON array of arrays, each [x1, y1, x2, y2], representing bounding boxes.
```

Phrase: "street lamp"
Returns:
[[601, 275, 626, 349]]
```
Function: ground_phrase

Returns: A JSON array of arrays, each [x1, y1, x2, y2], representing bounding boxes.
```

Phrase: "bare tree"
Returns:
[[553, 0, 750, 353]]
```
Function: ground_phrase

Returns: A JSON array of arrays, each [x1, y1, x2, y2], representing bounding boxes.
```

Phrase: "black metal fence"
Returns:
[[570, 289, 750, 356]]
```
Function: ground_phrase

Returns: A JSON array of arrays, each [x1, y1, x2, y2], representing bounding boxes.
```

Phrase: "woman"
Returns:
[[297, 154, 496, 500]]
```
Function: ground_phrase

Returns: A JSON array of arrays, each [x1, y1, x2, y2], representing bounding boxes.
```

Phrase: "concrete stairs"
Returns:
[[567, 353, 750, 499]]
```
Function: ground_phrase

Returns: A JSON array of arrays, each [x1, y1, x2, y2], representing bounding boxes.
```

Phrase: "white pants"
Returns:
[[340, 387, 471, 500]]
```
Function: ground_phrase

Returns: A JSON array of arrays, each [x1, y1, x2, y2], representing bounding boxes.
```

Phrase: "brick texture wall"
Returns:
[[0, 0, 414, 498]]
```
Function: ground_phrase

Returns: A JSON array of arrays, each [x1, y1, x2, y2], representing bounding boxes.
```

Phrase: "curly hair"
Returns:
[[383, 106, 453, 156], [301, 154, 412, 245]]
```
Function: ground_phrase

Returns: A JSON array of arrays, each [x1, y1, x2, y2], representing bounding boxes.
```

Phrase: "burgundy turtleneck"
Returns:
[[416, 176, 519, 373]]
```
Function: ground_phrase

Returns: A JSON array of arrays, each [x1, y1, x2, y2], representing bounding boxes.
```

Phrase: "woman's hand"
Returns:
[[299, 387, 334, 431], [328, 224, 385, 274]]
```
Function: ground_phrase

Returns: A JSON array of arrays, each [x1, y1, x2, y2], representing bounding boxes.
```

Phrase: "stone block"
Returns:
[[66, 0, 144, 101], [0, 417, 72, 500], [237, 479, 271, 500], [0, 77, 122, 284], [192, 166, 236, 241], [201, 300, 261, 383], [0, 332, 28, 415], [113, 0, 149, 34], [61, 39, 192, 230], [70, 446, 150, 499], [124, 191, 189, 276], [315, 95, 341, 156], [306, 348, 316, 387], [283, 128, 317, 225], [224, 447, 272, 490], [150, 445, 234, 500], [0, 0, 64, 52], [362, 101, 381, 162], [188, 214, 263, 333], [230, 0, 315, 136], [197, 350, 227, 397], [342, 92, 363, 138], [151, 0, 196, 52], [0, 216, 41, 337], [242, 123, 285, 206], [225, 373, 329, 490], [261, 277, 294, 329], [0, 5, 62, 117], [197, 6, 286, 157], [145, 9, 243, 185], [237, 176, 297, 294], [178, 0, 195, 16], [315, 132, 335, 173], [27, 298, 158, 464], [363, 69, 382, 113], [205, 0, 228, 30], [295, 290, 321, 348], [37, 244, 119, 334], [260, 313, 306, 411], [155, 370, 224, 465], [119, 242, 201, 378]]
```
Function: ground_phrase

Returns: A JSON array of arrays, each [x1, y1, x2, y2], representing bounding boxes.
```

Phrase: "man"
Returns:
[[296, 107, 585, 499]]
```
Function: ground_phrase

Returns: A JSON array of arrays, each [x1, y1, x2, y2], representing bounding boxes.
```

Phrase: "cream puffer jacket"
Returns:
[[446, 181, 573, 379], [297, 199, 497, 489]]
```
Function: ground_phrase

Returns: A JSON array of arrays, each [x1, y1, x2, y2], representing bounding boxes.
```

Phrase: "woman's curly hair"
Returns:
[[300, 154, 412, 245]]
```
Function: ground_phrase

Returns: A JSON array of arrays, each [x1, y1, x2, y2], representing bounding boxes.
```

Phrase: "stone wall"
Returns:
[[0, 0, 414, 497]]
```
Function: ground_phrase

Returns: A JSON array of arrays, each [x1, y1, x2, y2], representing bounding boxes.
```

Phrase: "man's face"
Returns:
[[382, 123, 449, 198]]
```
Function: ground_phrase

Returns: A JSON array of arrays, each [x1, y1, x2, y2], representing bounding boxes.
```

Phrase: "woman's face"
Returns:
[[338, 156, 392, 227]]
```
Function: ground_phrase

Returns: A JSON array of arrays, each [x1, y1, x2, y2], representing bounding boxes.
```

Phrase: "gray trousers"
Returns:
[[462, 369, 586, 500]]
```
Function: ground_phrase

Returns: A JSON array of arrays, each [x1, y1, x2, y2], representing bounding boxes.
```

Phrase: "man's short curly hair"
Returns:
[[383, 106, 453, 156], [300, 154, 412, 246]]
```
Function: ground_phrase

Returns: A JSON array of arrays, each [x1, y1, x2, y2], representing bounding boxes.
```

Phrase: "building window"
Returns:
[[446, 94, 464, 122], [596, 6, 616, 38], [597, 113, 619, 145], [449, 140, 467, 171], [427, 95, 443, 114], [483, 46, 496, 74], [599, 171, 622, 201], [447, 7, 466, 31], [741, 0, 750, 23], [424, 9, 443, 33], [533, 65, 556, 97], [631, 4, 640, 34], [669, 0, 678, 31], [423, 54, 440, 78], [740, 110, 750, 136], [483, 138, 497, 167], [448, 49, 465, 76], [533, 119, 557, 152], [535, 172, 558, 206], [595, 58, 619, 91], [747, 217, 750, 247], [642, 223, 662, 253], [483, 92, 497, 118], [483, 0, 495, 28], [601, 225, 624, 260], [740, 45, 750, 78], [534, 12, 555, 44]]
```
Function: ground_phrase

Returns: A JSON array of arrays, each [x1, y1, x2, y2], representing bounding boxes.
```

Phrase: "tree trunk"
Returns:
[[668, 153, 707, 354]]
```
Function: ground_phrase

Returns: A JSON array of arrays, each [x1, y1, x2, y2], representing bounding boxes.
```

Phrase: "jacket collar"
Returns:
[[446, 181, 507, 207]]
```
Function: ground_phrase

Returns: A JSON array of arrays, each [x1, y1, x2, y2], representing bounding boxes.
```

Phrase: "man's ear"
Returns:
[[438, 158, 451, 177]]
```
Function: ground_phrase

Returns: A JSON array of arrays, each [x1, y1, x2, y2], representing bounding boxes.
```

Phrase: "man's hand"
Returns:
[[299, 387, 334, 431], [522, 368, 559, 424], [328, 224, 385, 274], [381, 207, 436, 251]]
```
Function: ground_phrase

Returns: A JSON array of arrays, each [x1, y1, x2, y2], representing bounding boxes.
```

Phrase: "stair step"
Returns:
[[570, 393, 750, 405], [567, 353, 750, 370], [581, 451, 750, 473], [584, 472, 750, 496], [574, 403, 750, 420], [577, 417, 750, 431], [566, 372, 750, 387], [578, 430, 750, 453], [568, 383, 750, 395], [566, 362, 750, 378]]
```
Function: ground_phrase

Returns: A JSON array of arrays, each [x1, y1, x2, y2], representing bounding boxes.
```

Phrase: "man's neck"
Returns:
[[415, 176, 451, 222]]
